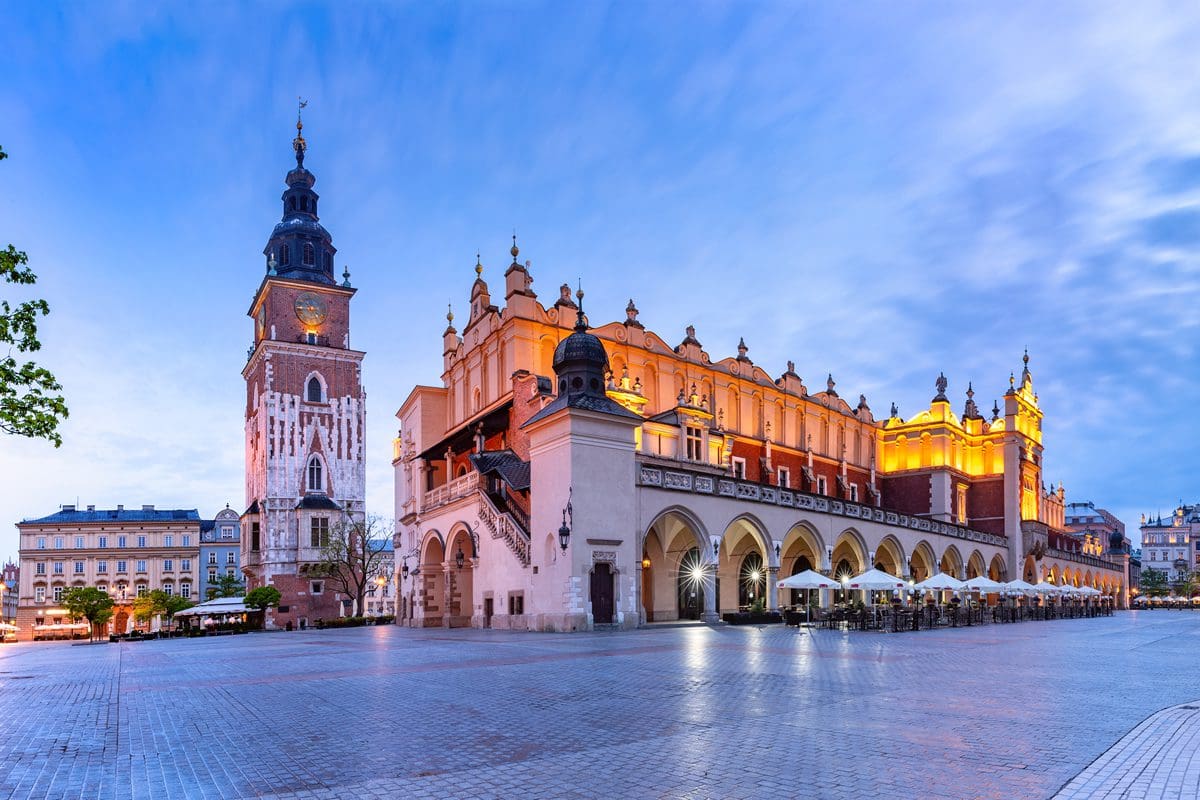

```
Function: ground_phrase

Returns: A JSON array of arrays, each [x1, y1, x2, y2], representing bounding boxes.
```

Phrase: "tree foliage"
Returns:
[[244, 585, 281, 612], [130, 589, 194, 628], [206, 571, 245, 600], [60, 586, 114, 641], [312, 515, 393, 617], [0, 146, 69, 447], [1140, 568, 1169, 597]]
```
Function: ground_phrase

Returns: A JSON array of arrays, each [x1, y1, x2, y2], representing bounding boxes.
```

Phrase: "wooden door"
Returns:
[[591, 563, 614, 624]]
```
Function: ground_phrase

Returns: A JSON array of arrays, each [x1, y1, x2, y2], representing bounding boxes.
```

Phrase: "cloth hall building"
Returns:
[[393, 247, 1130, 631]]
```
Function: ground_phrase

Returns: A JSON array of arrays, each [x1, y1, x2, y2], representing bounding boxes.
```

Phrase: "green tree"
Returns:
[[60, 586, 114, 642], [244, 586, 282, 629], [1, 146, 68, 446], [206, 571, 245, 600], [1140, 568, 1169, 597], [160, 594, 194, 629]]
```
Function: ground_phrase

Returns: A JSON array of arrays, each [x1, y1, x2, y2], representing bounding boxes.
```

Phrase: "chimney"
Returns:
[[86, 505, 95, 511], [116, 504, 124, 511], [61, 504, 75, 511], [142, 504, 155, 511]]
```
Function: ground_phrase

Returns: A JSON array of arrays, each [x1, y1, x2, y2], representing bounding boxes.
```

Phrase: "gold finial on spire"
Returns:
[[446, 303, 454, 324], [293, 97, 308, 167], [475, 252, 483, 277], [511, 233, 520, 263]]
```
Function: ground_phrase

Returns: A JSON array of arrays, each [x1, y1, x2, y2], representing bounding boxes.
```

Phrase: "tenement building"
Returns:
[[15, 505, 200, 639], [1138, 504, 1200, 583], [393, 246, 1129, 631], [240, 115, 366, 628], [199, 505, 241, 599]]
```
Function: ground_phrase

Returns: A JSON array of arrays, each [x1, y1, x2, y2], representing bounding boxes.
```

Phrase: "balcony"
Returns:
[[421, 472, 479, 513]]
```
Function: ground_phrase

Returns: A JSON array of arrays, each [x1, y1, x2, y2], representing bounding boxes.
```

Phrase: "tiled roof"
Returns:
[[21, 508, 200, 525], [523, 392, 642, 428], [470, 450, 531, 491], [296, 495, 342, 511], [200, 520, 216, 533]]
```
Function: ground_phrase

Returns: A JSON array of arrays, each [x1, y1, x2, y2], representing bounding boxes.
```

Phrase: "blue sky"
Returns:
[[3, 2, 1200, 560]]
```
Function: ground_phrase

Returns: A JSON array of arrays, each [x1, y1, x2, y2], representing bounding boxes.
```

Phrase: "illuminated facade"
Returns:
[[1139, 505, 1200, 583], [393, 243, 1128, 631]]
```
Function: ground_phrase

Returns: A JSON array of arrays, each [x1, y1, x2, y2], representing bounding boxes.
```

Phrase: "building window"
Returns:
[[226, 552, 236, 565], [280, 244, 290, 265], [208, 569, 217, 583], [164, 534, 173, 547], [310, 517, 330, 548], [182, 535, 190, 547], [35, 586, 45, 603], [180, 583, 191, 599], [136, 560, 147, 573], [74, 536, 84, 549], [137, 536, 147, 548], [97, 585, 107, 595], [307, 457, 324, 493], [36, 537, 45, 549], [251, 523, 261, 552], [97, 561, 107, 574], [74, 561, 84, 574], [817, 476, 828, 496], [117, 560, 127, 573], [181, 559, 190, 571], [118, 536, 127, 548], [53, 586, 63, 603], [53, 562, 63, 575], [163, 584, 173, 596], [778, 467, 790, 489], [303, 242, 315, 265], [732, 457, 747, 479], [685, 426, 704, 461], [136, 584, 148, 598], [311, 581, 323, 595], [509, 593, 525, 615], [306, 331, 318, 345], [208, 552, 217, 565], [221, 527, 234, 540], [35, 562, 45, 575], [307, 376, 323, 402], [98, 536, 107, 548], [849, 483, 859, 503], [54, 537, 64, 549], [226, 567, 235, 577], [163, 559, 173, 572]]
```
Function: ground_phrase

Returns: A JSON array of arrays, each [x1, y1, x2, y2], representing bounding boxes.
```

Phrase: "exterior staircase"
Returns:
[[477, 489, 531, 567]]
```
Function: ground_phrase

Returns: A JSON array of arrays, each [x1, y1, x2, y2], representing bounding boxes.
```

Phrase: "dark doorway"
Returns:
[[484, 597, 493, 628], [591, 563, 614, 624], [677, 547, 706, 619]]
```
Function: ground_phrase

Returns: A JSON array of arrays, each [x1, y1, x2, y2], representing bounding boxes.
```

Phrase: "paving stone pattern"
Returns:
[[0, 612, 1195, 799]]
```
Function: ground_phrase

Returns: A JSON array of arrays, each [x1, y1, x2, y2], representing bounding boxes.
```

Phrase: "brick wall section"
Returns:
[[968, 477, 1006, 536], [880, 473, 933, 516], [267, 573, 346, 628]]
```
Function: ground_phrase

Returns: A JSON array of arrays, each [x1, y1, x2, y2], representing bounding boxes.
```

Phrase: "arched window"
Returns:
[[307, 456, 323, 493], [303, 243, 315, 266], [280, 244, 290, 266], [301, 196, 309, 212], [306, 376, 322, 403], [289, 198, 297, 212]]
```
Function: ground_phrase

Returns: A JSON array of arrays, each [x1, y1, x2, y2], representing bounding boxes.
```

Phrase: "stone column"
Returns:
[[701, 568, 719, 623], [442, 564, 453, 628], [766, 567, 779, 611]]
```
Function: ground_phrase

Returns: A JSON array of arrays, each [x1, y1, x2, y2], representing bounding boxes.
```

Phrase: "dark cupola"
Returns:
[[553, 288, 609, 399], [1108, 530, 1125, 553], [263, 104, 337, 285]]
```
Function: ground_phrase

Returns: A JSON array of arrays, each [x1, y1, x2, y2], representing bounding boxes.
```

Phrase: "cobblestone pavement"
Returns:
[[0, 611, 1196, 800], [1051, 699, 1200, 800]]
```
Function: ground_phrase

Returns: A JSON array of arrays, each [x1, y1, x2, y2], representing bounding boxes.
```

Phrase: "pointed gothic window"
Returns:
[[307, 376, 322, 402], [303, 243, 315, 266], [307, 456, 323, 494], [280, 244, 290, 265]]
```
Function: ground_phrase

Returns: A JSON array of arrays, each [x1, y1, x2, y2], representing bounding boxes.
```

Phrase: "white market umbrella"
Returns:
[[1033, 581, 1063, 596], [777, 569, 840, 624], [777, 569, 841, 590], [963, 576, 1005, 593], [914, 573, 967, 592], [1003, 579, 1038, 597], [845, 568, 908, 592]]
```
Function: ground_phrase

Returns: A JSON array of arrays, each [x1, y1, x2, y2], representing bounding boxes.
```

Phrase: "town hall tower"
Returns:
[[241, 114, 366, 627]]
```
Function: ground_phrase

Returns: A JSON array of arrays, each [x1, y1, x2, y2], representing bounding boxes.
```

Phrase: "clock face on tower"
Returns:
[[294, 292, 328, 326]]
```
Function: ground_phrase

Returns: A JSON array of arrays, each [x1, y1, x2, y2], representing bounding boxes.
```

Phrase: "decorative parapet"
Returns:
[[421, 472, 479, 513], [637, 462, 1007, 548], [1045, 547, 1122, 572]]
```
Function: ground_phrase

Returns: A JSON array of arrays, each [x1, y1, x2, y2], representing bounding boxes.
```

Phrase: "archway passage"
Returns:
[[643, 509, 708, 622], [988, 554, 1006, 582], [1023, 555, 1037, 583], [778, 524, 824, 608], [591, 562, 615, 624], [447, 528, 474, 628], [739, 551, 765, 609], [910, 541, 936, 582], [676, 547, 707, 620], [718, 516, 769, 614], [420, 536, 445, 628]]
